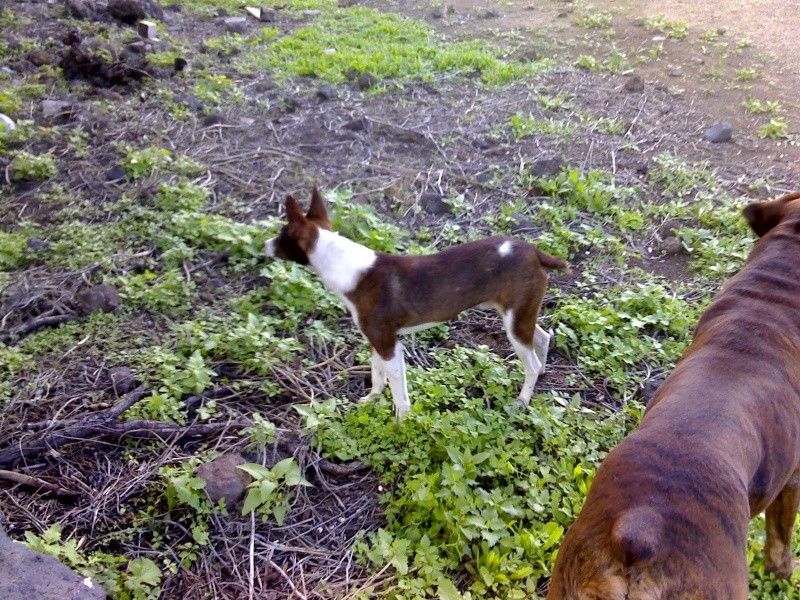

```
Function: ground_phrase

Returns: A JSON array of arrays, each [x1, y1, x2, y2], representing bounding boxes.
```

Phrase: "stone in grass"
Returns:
[[108, 366, 137, 394], [421, 192, 452, 215], [138, 20, 158, 40], [343, 117, 368, 132], [704, 122, 733, 143], [529, 152, 565, 178], [41, 100, 72, 118], [660, 236, 685, 256], [75, 284, 120, 315], [259, 6, 276, 21], [223, 16, 247, 34], [106, 165, 126, 181], [624, 74, 645, 92], [196, 453, 253, 509], [26, 237, 51, 252], [429, 6, 444, 18], [479, 7, 500, 18], [316, 84, 336, 101], [356, 72, 379, 91]]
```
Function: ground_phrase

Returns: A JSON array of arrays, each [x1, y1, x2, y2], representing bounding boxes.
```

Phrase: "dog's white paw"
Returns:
[[359, 392, 378, 403]]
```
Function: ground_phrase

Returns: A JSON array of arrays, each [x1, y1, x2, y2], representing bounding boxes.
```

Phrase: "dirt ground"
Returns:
[[1, 0, 799, 597], [375, 0, 800, 172]]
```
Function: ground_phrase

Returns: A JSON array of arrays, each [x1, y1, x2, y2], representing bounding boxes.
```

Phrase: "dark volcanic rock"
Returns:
[[421, 192, 452, 215], [704, 122, 733, 143], [624, 74, 644, 92], [196, 454, 252, 509], [107, 0, 163, 23], [75, 284, 120, 315], [529, 152, 565, 178], [108, 366, 137, 394]]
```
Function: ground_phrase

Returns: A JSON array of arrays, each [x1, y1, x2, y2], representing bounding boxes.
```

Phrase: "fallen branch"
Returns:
[[0, 384, 244, 468], [0, 468, 81, 498], [1, 313, 79, 344]]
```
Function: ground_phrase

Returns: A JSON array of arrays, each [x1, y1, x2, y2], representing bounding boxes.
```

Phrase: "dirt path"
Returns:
[[386, 0, 800, 174]]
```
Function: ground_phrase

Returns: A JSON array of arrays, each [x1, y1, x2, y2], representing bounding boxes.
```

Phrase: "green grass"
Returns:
[[236, 7, 551, 86]]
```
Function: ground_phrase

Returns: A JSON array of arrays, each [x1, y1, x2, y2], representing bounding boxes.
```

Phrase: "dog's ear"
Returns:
[[285, 195, 309, 234], [306, 186, 332, 230], [743, 192, 800, 237]]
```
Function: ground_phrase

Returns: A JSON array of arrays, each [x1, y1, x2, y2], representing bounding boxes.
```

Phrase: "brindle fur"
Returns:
[[547, 192, 800, 600]]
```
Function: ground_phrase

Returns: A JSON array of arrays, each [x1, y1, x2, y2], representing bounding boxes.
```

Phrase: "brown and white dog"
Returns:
[[546, 191, 800, 600], [265, 188, 568, 418]]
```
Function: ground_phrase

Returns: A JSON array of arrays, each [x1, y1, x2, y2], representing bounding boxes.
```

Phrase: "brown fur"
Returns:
[[547, 192, 800, 600], [348, 238, 564, 359]]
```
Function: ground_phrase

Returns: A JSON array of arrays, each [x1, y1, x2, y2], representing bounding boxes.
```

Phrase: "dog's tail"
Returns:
[[535, 248, 572, 274], [611, 506, 664, 569]]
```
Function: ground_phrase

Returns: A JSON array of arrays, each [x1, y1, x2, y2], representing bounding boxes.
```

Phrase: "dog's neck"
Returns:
[[307, 228, 377, 298]]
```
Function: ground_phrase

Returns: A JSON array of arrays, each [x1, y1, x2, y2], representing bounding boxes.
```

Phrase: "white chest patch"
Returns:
[[498, 240, 513, 256], [309, 229, 377, 298]]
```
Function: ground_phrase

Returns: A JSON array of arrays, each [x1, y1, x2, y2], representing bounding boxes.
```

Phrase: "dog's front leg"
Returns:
[[383, 341, 411, 419], [359, 346, 387, 403]]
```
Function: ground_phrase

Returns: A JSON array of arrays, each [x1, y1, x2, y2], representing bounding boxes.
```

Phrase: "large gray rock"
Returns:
[[0, 515, 106, 599]]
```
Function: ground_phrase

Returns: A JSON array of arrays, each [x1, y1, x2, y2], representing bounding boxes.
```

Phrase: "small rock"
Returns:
[[511, 213, 533, 231], [639, 377, 664, 405], [196, 453, 252, 509], [26, 237, 50, 251], [343, 117, 368, 132], [669, 68, 682, 77], [259, 7, 276, 21], [518, 48, 543, 62], [174, 93, 205, 112], [209, 278, 226, 289], [691, 57, 705, 65], [624, 74, 644, 92], [472, 138, 491, 150], [75, 283, 120, 315], [138, 19, 158, 39], [25, 50, 54, 67], [282, 97, 301, 112], [356, 71, 379, 91], [303, 9, 321, 17], [214, 181, 233, 196], [344, 68, 360, 81], [704, 122, 733, 143], [475, 172, 491, 184], [316, 84, 336, 101], [529, 152, 565, 178], [632, 17, 646, 27], [421, 192, 452, 215], [107, 0, 163, 23], [41, 100, 71, 118], [223, 16, 247, 33], [659, 219, 683, 237], [126, 40, 149, 54], [479, 7, 500, 18], [660, 236, 685, 255], [322, 48, 336, 55], [216, 7, 228, 16], [108, 366, 137, 394], [429, 6, 443, 18], [106, 165, 126, 181], [203, 112, 225, 126], [174, 56, 188, 72], [0, 114, 15, 131]]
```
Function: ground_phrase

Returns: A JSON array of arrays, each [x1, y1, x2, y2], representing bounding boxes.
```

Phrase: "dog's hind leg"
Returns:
[[378, 340, 410, 419], [502, 309, 542, 406], [765, 466, 800, 578], [533, 324, 551, 375], [359, 346, 387, 403]]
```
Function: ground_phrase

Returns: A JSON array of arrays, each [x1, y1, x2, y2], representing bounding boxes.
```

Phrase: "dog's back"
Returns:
[[547, 192, 800, 599]]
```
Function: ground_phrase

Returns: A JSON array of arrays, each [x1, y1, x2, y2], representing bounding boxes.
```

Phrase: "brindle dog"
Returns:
[[547, 192, 800, 600]]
